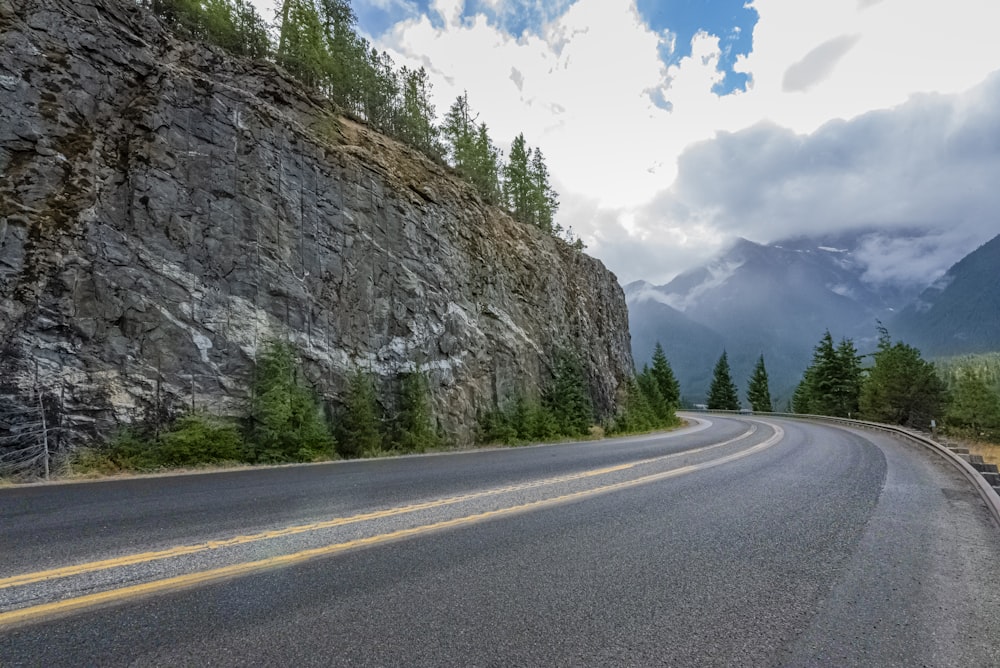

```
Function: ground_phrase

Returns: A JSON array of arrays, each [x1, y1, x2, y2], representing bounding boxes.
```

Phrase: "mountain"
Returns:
[[625, 282, 724, 400], [893, 234, 1000, 356], [0, 0, 633, 447], [628, 235, 924, 405]]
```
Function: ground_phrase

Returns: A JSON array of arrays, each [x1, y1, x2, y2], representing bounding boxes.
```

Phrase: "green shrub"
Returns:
[[156, 413, 243, 466]]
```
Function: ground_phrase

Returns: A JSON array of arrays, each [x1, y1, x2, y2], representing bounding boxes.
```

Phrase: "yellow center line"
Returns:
[[0, 422, 760, 591], [0, 421, 783, 629], [0, 464, 630, 590]]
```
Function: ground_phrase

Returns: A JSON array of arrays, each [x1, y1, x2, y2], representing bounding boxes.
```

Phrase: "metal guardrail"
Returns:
[[686, 410, 1000, 529]]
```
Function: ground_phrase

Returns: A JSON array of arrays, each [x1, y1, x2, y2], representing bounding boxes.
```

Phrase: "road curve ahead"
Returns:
[[1, 415, 999, 666]]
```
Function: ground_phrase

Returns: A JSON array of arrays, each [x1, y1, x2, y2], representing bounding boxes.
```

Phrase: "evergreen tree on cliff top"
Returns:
[[707, 351, 739, 410], [746, 354, 773, 412]]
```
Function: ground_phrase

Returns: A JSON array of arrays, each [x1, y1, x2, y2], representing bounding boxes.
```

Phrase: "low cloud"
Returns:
[[369, 0, 1000, 286], [629, 72, 1000, 285]]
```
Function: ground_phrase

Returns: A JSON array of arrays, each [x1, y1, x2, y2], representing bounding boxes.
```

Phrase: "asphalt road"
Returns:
[[2, 415, 999, 666]]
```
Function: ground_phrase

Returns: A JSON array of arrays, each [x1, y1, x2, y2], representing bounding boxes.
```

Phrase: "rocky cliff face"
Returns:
[[0, 0, 633, 446]]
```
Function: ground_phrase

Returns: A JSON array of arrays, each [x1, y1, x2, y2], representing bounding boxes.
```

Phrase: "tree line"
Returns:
[[0, 341, 685, 479], [141, 0, 574, 244], [698, 325, 948, 430], [480, 343, 682, 443], [71, 340, 443, 473], [703, 324, 999, 440], [702, 350, 773, 412]]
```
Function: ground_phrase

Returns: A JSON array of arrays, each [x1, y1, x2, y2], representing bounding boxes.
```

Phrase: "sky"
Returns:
[[311, 0, 1000, 286]]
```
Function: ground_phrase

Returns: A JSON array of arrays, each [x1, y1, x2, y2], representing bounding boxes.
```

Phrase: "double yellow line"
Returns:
[[0, 421, 782, 628]]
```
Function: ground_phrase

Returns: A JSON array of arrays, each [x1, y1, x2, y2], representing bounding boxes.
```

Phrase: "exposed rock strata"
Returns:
[[0, 0, 633, 445]]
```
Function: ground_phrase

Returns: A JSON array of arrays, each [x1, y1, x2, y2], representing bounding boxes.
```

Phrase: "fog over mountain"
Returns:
[[605, 70, 1000, 287], [893, 234, 1000, 357]]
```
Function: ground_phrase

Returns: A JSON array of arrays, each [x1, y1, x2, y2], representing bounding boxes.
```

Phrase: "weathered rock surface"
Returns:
[[0, 0, 633, 447]]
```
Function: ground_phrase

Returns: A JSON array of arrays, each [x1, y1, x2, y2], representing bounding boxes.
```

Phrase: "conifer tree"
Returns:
[[442, 92, 476, 172], [746, 354, 773, 412], [248, 340, 334, 462], [649, 342, 681, 409], [316, 0, 365, 107], [503, 133, 532, 222], [791, 373, 813, 414], [796, 331, 862, 417], [707, 351, 739, 410], [528, 147, 558, 232], [471, 123, 503, 204], [607, 378, 658, 434], [637, 366, 671, 425], [543, 351, 593, 436], [359, 47, 399, 132], [396, 66, 442, 157], [946, 369, 1000, 434], [859, 327, 945, 429], [338, 370, 383, 458], [392, 370, 441, 452], [276, 0, 331, 90]]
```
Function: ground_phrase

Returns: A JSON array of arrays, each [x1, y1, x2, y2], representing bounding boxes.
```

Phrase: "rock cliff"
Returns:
[[0, 0, 633, 446]]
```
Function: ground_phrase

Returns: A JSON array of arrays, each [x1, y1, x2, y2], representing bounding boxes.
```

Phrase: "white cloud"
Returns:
[[371, 0, 1000, 285]]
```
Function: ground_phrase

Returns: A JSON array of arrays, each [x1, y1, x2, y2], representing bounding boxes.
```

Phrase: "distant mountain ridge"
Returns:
[[892, 234, 1000, 356], [628, 232, 999, 406]]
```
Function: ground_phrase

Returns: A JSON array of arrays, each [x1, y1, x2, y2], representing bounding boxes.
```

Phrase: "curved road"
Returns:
[[1, 415, 999, 666]]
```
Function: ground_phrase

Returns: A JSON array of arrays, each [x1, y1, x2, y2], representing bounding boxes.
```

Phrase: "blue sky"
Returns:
[[342, 0, 1000, 286], [636, 0, 757, 95]]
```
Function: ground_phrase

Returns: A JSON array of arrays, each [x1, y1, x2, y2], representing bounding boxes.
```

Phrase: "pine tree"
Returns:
[[442, 92, 476, 173], [543, 351, 593, 436], [797, 331, 862, 417], [859, 327, 946, 429], [338, 370, 383, 457], [707, 351, 740, 410], [946, 369, 1000, 434], [359, 47, 399, 133], [248, 340, 334, 462], [396, 66, 442, 157], [528, 147, 559, 232], [503, 133, 532, 222], [471, 122, 502, 204], [746, 354, 773, 412], [276, 0, 331, 90], [791, 373, 813, 414], [834, 338, 863, 417], [607, 378, 657, 434], [637, 366, 671, 425], [316, 0, 365, 108], [649, 342, 681, 409], [392, 370, 441, 452]]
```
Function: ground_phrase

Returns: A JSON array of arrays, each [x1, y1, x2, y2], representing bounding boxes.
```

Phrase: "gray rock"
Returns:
[[0, 0, 633, 449]]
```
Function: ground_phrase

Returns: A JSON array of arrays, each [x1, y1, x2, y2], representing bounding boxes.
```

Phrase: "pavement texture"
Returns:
[[1, 416, 998, 667]]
